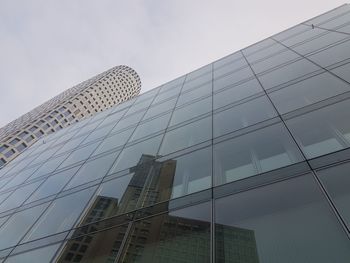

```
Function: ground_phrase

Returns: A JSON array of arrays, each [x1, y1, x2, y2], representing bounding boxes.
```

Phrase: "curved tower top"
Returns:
[[0, 65, 141, 166]]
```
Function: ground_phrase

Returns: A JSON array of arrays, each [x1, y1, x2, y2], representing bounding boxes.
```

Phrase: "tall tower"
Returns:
[[0, 65, 141, 166]]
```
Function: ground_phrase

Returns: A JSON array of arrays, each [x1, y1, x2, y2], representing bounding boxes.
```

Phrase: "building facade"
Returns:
[[0, 4, 350, 262], [0, 65, 141, 166]]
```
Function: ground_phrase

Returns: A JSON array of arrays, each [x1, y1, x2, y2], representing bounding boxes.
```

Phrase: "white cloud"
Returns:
[[0, 0, 345, 126]]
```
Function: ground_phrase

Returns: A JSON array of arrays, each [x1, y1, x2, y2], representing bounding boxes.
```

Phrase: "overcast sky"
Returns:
[[0, 0, 345, 127]]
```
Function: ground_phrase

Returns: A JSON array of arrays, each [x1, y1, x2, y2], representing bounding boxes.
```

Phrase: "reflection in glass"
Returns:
[[5, 243, 61, 263], [121, 202, 211, 263], [286, 99, 350, 159], [215, 175, 350, 262], [214, 123, 304, 185]]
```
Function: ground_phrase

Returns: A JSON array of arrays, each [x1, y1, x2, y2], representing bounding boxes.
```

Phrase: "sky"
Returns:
[[0, 0, 346, 127]]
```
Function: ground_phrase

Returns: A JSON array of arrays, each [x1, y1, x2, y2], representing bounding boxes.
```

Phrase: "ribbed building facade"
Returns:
[[1, 4, 350, 263], [0, 66, 141, 166]]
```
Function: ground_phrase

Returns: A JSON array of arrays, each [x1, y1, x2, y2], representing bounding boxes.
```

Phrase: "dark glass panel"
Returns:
[[215, 175, 350, 263], [120, 202, 211, 263]]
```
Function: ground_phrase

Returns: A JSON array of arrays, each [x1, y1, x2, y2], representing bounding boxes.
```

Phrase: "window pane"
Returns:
[[153, 86, 182, 104], [182, 73, 211, 92], [65, 152, 118, 189], [110, 112, 143, 133], [331, 62, 350, 83], [55, 224, 128, 263], [214, 96, 277, 137], [160, 117, 212, 156], [214, 79, 263, 109], [170, 97, 212, 126], [93, 128, 134, 156], [121, 202, 211, 263], [215, 175, 350, 263], [269, 72, 350, 114], [58, 142, 99, 168], [177, 83, 212, 106], [6, 243, 61, 263], [286, 99, 350, 159], [25, 166, 80, 203], [130, 113, 171, 142], [23, 186, 97, 243], [214, 67, 253, 92], [109, 135, 162, 174], [214, 123, 304, 185], [214, 58, 247, 79], [29, 154, 68, 180], [258, 59, 320, 90], [1, 166, 38, 191], [317, 162, 350, 228], [0, 204, 48, 250], [144, 98, 177, 120]]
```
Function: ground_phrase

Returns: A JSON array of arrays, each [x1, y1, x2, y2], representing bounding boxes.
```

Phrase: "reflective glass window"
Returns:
[[6, 243, 61, 263], [28, 154, 68, 180], [186, 64, 212, 81], [245, 43, 286, 63], [308, 39, 350, 67], [214, 96, 277, 137], [331, 62, 350, 83], [317, 162, 350, 229], [1, 166, 38, 191], [83, 123, 114, 143], [65, 152, 118, 189], [126, 98, 153, 115], [214, 78, 263, 109], [121, 202, 211, 263], [160, 117, 212, 156], [213, 67, 253, 91], [170, 97, 212, 126], [269, 71, 350, 114], [153, 85, 182, 104], [214, 52, 242, 69], [182, 73, 212, 92], [286, 99, 350, 159], [144, 98, 177, 120], [130, 113, 171, 142], [23, 186, 97, 243], [54, 135, 89, 156], [0, 181, 41, 213], [214, 58, 247, 79], [93, 128, 134, 156], [110, 111, 143, 133], [258, 59, 320, 89], [177, 83, 212, 106], [0, 204, 48, 250], [25, 166, 80, 203], [215, 175, 350, 263], [109, 135, 162, 174], [214, 123, 304, 185], [58, 142, 99, 168]]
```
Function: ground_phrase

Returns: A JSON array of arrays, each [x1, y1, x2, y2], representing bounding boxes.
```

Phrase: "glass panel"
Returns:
[[0, 204, 48, 250], [6, 243, 61, 263], [83, 123, 114, 143], [331, 62, 350, 83], [92, 128, 134, 156], [245, 43, 286, 63], [23, 186, 97, 243], [258, 59, 320, 89], [182, 73, 212, 92], [65, 152, 118, 190], [110, 111, 144, 133], [177, 83, 212, 106], [126, 98, 153, 115], [121, 202, 211, 263], [109, 135, 162, 174], [250, 49, 300, 74], [317, 162, 350, 228], [214, 123, 304, 185], [55, 224, 129, 263], [153, 85, 182, 104], [286, 99, 350, 159], [214, 52, 242, 69], [25, 166, 80, 203], [58, 142, 99, 168], [1, 166, 38, 190], [159, 117, 212, 156], [186, 64, 212, 81], [214, 58, 248, 79], [98, 109, 127, 127], [305, 4, 350, 26], [215, 174, 350, 263], [269, 72, 350, 114], [144, 98, 177, 120], [170, 97, 212, 126], [54, 135, 89, 156], [28, 154, 68, 180], [213, 78, 263, 109], [308, 39, 350, 67], [0, 181, 41, 213], [213, 67, 253, 91], [130, 113, 171, 142], [214, 96, 277, 137], [243, 38, 276, 56]]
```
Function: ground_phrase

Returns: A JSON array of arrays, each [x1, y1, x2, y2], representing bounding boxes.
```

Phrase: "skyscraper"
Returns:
[[1, 4, 350, 263], [0, 65, 141, 166]]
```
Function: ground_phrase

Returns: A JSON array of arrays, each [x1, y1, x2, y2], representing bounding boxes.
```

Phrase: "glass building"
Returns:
[[0, 4, 350, 263]]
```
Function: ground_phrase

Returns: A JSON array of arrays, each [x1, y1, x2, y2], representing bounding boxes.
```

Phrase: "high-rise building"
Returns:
[[0, 65, 141, 166], [1, 4, 350, 263]]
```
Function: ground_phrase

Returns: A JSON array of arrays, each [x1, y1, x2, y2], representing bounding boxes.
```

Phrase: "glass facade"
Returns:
[[1, 4, 350, 262]]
